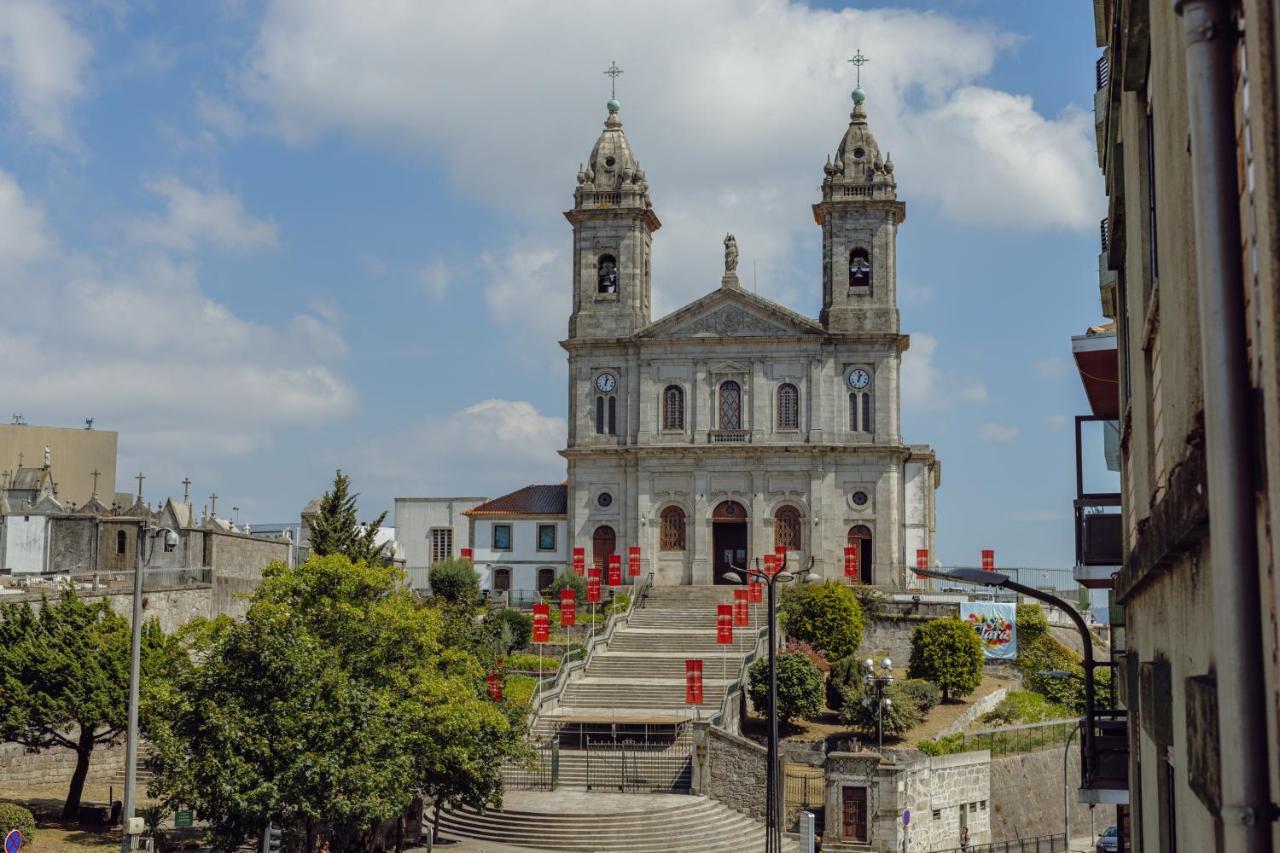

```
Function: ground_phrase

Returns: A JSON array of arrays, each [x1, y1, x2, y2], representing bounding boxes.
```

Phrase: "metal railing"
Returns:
[[709, 618, 771, 728], [1096, 51, 1110, 91], [1100, 217, 1109, 254], [708, 429, 751, 444], [931, 834, 1068, 853], [947, 719, 1079, 757], [784, 766, 824, 829], [584, 728, 692, 793], [502, 739, 559, 790]]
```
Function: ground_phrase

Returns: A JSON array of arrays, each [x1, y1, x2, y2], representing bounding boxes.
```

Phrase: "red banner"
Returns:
[[587, 573, 601, 603], [560, 589, 576, 627], [572, 546, 586, 576], [486, 672, 502, 701], [748, 580, 763, 604], [685, 659, 704, 705], [607, 554, 622, 586], [774, 545, 787, 563], [716, 604, 733, 645], [628, 546, 641, 577], [733, 588, 749, 627], [763, 554, 778, 576], [844, 545, 857, 578], [981, 549, 995, 571], [460, 547, 473, 561], [915, 548, 930, 574], [532, 602, 550, 644]]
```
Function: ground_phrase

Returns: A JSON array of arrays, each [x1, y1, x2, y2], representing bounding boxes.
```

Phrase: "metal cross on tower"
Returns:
[[209, 493, 218, 517], [604, 60, 623, 99], [135, 472, 146, 499], [90, 469, 101, 497], [182, 478, 191, 502], [848, 49, 869, 87]]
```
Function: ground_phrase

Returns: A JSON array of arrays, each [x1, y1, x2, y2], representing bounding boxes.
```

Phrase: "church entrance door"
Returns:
[[711, 500, 748, 585]]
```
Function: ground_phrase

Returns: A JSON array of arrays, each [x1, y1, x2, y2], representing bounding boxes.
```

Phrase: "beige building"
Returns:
[[0, 423, 117, 509], [1090, 0, 1280, 850], [562, 90, 939, 588]]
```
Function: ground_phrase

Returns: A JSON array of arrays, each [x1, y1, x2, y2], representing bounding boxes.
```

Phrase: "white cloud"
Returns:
[[1043, 413, 1069, 428], [979, 422, 1020, 443], [243, 0, 1102, 317], [126, 177, 279, 252], [417, 259, 451, 303], [901, 333, 988, 412], [1034, 357, 1069, 378], [0, 167, 50, 271], [195, 91, 247, 140], [0, 0, 91, 144], [480, 240, 570, 369]]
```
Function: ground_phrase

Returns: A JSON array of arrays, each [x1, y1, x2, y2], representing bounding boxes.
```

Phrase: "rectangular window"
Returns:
[[861, 392, 873, 433], [607, 396, 617, 435], [492, 524, 512, 551], [537, 524, 556, 551], [430, 527, 453, 564]]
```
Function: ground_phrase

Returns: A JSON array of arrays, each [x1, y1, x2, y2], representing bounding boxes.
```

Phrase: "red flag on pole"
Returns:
[[915, 548, 930, 575], [981, 549, 995, 571], [572, 546, 586, 576], [716, 604, 733, 644], [607, 554, 622, 587], [486, 672, 502, 701], [685, 659, 704, 705], [532, 602, 550, 644], [763, 554, 778, 576], [844, 545, 858, 578], [628, 546, 641, 577], [774, 545, 787, 564], [748, 580, 763, 604], [587, 566, 601, 603], [733, 588, 749, 627], [460, 547, 473, 561], [559, 589, 576, 627]]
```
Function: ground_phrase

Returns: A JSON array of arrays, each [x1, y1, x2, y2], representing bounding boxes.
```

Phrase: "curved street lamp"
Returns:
[[862, 657, 894, 751], [721, 554, 820, 853]]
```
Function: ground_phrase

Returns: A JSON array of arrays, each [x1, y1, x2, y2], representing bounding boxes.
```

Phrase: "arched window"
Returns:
[[662, 385, 685, 431], [592, 525, 616, 569], [850, 392, 874, 433], [862, 392, 873, 433], [850, 248, 871, 288], [660, 506, 687, 551], [719, 380, 742, 430], [608, 396, 617, 435], [491, 567, 512, 592], [774, 506, 802, 551], [596, 396, 605, 434], [848, 525, 873, 584], [116, 530, 127, 555], [537, 567, 556, 592], [777, 383, 799, 430], [597, 254, 618, 293]]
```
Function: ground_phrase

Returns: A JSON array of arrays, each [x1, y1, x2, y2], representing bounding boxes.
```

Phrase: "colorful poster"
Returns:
[[960, 602, 1017, 659]]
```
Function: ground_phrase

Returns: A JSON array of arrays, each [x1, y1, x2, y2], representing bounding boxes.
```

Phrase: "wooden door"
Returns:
[[842, 786, 868, 842]]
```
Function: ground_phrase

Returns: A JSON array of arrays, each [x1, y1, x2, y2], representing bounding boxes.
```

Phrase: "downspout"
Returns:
[[1175, 1, 1274, 848]]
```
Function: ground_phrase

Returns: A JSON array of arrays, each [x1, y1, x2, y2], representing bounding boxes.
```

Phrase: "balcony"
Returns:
[[707, 430, 750, 444], [1074, 416, 1122, 589], [1094, 51, 1110, 168], [1081, 708, 1130, 804]]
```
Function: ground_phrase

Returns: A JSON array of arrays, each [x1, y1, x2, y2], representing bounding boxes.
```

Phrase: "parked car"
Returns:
[[1096, 825, 1119, 853]]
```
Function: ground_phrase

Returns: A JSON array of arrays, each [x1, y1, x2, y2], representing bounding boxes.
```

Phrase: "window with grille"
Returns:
[[775, 506, 801, 550], [662, 385, 684, 431], [660, 506, 687, 551], [430, 527, 453, 564], [861, 392, 873, 433], [850, 392, 874, 432], [607, 396, 617, 434], [777, 383, 799, 430], [719, 381, 742, 430]]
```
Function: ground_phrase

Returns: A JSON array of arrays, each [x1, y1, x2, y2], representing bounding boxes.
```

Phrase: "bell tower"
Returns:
[[814, 81, 905, 334], [566, 88, 660, 340]]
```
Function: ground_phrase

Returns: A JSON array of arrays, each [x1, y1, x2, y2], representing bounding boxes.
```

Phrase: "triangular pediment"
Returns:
[[639, 287, 825, 339]]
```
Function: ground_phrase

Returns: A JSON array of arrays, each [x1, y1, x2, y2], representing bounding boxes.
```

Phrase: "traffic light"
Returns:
[[261, 824, 282, 853]]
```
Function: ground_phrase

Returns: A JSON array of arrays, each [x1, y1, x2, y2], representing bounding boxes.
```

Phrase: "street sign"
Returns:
[[173, 808, 193, 829], [902, 809, 910, 826], [5, 829, 23, 853]]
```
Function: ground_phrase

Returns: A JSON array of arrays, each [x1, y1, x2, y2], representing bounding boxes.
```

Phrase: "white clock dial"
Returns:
[[848, 369, 871, 390], [595, 372, 617, 393]]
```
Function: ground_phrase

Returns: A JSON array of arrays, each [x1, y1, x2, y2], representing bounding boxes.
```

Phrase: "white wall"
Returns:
[[472, 517, 568, 592], [3, 515, 49, 574], [393, 497, 485, 574]]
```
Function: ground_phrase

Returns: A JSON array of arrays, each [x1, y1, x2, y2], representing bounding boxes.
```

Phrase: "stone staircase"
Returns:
[[438, 791, 798, 852]]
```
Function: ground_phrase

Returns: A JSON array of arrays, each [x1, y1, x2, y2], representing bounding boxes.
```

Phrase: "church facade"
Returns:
[[562, 89, 939, 588]]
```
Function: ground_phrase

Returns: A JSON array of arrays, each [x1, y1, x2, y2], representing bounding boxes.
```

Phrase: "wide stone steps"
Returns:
[[502, 748, 692, 790], [439, 795, 797, 852], [559, 683, 730, 709], [585, 653, 748, 679]]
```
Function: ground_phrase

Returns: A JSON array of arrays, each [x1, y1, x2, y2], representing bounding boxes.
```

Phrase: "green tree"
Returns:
[[825, 654, 864, 712], [485, 609, 532, 654], [839, 681, 923, 739], [779, 581, 864, 661], [907, 618, 984, 701], [747, 653, 824, 725], [1016, 604, 1050, 645], [0, 591, 175, 819], [306, 469, 389, 563], [546, 572, 587, 602], [429, 558, 481, 606], [897, 678, 942, 712]]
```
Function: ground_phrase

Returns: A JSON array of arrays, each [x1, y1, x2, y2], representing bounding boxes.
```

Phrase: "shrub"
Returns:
[[502, 652, 560, 674], [487, 608, 533, 653], [1014, 633, 1115, 714], [429, 558, 481, 605], [779, 581, 864, 661], [898, 678, 942, 712], [839, 681, 923, 739], [605, 592, 632, 617], [0, 803, 35, 845], [1016, 604, 1050, 645], [826, 654, 862, 711], [908, 618, 984, 700], [503, 674, 537, 708], [748, 653, 825, 724], [547, 572, 587, 601], [980, 690, 1073, 726], [917, 732, 966, 756]]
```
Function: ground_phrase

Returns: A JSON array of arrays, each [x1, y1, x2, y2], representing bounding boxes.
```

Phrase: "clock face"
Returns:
[[848, 369, 871, 390], [595, 373, 617, 393]]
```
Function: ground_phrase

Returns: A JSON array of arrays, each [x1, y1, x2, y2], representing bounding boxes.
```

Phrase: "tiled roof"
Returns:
[[465, 484, 567, 517]]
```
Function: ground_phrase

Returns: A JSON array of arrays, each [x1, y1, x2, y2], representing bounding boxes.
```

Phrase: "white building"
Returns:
[[393, 496, 487, 589], [465, 484, 568, 605]]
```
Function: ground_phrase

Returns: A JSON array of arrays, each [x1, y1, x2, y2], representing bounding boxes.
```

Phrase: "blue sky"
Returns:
[[0, 1, 1104, 569]]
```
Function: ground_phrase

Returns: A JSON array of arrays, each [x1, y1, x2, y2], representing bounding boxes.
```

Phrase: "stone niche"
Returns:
[[824, 752, 884, 851]]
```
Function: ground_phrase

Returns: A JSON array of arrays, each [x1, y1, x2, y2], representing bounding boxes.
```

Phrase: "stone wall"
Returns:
[[901, 751, 992, 852], [692, 723, 768, 821], [856, 601, 959, 663], [204, 530, 289, 579], [989, 742, 1094, 841], [0, 734, 125, 792]]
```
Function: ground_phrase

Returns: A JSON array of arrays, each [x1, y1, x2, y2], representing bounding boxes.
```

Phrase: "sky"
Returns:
[[0, 0, 1105, 569]]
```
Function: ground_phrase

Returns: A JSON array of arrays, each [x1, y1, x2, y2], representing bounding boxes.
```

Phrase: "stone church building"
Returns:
[[561, 87, 939, 588]]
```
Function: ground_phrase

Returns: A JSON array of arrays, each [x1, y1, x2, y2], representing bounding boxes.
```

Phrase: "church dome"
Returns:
[[574, 100, 651, 208], [822, 89, 896, 201]]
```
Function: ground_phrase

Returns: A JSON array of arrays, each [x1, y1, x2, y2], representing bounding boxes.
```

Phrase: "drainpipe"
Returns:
[[1175, 1, 1274, 849]]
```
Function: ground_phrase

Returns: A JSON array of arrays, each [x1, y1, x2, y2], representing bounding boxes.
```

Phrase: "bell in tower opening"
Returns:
[[598, 254, 618, 293]]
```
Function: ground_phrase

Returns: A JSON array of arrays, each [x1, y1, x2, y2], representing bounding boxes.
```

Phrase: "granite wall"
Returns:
[[989, 742, 1095, 842], [692, 722, 769, 821]]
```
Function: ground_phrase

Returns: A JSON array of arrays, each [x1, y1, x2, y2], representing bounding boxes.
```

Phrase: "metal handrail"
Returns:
[[709, 617, 771, 726]]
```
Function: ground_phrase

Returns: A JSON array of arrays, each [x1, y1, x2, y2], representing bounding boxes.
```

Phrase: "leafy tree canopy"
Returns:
[[779, 581, 864, 661], [747, 653, 824, 725], [907, 617, 984, 701], [429, 558, 481, 607], [306, 469, 389, 564], [839, 680, 923, 739]]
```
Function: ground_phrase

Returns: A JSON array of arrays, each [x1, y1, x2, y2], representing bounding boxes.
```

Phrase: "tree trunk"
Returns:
[[394, 816, 403, 853], [62, 726, 97, 820]]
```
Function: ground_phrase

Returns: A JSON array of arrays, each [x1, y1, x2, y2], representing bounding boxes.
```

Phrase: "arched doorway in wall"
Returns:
[[848, 525, 873, 585], [492, 566, 512, 592], [712, 500, 749, 585], [536, 567, 556, 592], [592, 525, 616, 571]]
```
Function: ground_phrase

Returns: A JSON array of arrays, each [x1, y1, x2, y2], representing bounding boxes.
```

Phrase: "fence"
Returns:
[[951, 719, 1078, 757], [784, 765, 824, 830], [930, 833, 1068, 853], [0, 567, 214, 602], [503, 740, 559, 790]]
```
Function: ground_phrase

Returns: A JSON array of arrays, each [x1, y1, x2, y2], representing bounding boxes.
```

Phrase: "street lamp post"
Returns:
[[722, 555, 819, 853], [862, 657, 894, 751]]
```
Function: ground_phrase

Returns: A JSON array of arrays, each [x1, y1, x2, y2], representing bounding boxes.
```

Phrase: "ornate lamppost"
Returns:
[[862, 657, 894, 751]]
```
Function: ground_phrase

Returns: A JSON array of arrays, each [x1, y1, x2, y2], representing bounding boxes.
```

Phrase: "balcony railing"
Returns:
[[708, 429, 750, 444], [1096, 51, 1110, 91], [1081, 708, 1130, 803]]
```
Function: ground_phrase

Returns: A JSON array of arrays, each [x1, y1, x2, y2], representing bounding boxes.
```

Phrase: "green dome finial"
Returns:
[[607, 98, 621, 114], [851, 87, 866, 104]]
